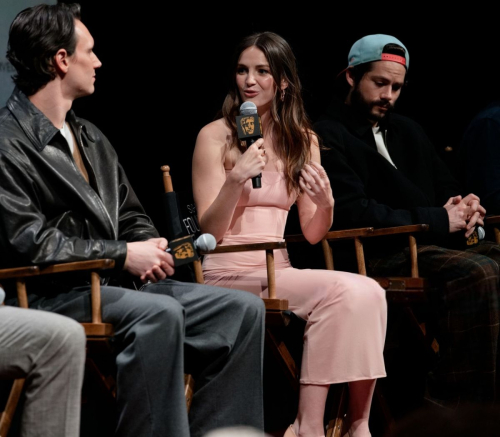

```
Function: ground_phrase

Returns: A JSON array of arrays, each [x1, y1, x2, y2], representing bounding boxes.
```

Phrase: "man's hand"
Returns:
[[444, 193, 486, 237], [124, 238, 175, 283], [462, 193, 486, 231]]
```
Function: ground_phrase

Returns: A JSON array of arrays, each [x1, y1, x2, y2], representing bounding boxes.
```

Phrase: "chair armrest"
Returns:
[[199, 241, 287, 300], [484, 215, 500, 244], [323, 227, 375, 241], [285, 227, 374, 244], [0, 259, 115, 280], [361, 224, 429, 277], [199, 240, 287, 255], [317, 225, 429, 277], [0, 259, 115, 324], [285, 228, 374, 273], [369, 224, 429, 237], [484, 215, 500, 225]]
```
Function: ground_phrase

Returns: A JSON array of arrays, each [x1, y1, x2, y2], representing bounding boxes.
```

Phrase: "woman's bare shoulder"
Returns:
[[197, 118, 231, 142]]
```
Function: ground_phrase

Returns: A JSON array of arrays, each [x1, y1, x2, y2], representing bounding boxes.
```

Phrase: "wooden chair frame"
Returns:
[[286, 223, 436, 436], [0, 256, 196, 436], [0, 259, 114, 437], [162, 164, 456, 435], [162, 164, 374, 437], [320, 224, 436, 435], [484, 215, 500, 244]]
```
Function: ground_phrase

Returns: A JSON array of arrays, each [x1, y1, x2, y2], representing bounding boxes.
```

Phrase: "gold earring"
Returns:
[[281, 89, 285, 102]]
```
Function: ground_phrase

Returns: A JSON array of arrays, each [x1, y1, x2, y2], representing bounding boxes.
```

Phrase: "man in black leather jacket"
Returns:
[[0, 4, 265, 437], [314, 34, 500, 408]]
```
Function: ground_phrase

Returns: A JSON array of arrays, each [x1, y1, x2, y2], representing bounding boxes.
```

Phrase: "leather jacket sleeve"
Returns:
[[0, 147, 130, 270], [0, 89, 160, 274]]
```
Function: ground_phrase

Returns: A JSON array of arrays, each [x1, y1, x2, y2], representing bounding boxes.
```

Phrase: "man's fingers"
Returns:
[[466, 211, 481, 229], [465, 227, 476, 238], [141, 270, 157, 283], [152, 265, 167, 281], [462, 193, 480, 204], [444, 195, 461, 206], [160, 261, 175, 277]]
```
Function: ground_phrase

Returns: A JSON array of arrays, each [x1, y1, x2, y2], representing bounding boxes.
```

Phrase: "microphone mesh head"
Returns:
[[477, 226, 486, 240], [240, 101, 258, 115], [196, 233, 217, 251]]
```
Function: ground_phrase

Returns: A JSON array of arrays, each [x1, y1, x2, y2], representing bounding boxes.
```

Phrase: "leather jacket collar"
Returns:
[[7, 86, 96, 152]]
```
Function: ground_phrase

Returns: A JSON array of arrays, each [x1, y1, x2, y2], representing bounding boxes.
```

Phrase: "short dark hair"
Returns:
[[6, 3, 81, 96]]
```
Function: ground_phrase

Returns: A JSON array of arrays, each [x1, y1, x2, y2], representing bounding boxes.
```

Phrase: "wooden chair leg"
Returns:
[[373, 383, 395, 435], [265, 328, 300, 392], [325, 383, 348, 437], [0, 378, 25, 437], [184, 374, 195, 412]]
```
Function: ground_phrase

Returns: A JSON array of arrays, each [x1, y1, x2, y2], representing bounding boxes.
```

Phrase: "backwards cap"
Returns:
[[345, 34, 409, 71]]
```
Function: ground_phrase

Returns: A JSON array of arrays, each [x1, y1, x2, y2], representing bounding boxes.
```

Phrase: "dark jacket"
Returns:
[[314, 98, 464, 252], [0, 88, 158, 293], [457, 100, 500, 215]]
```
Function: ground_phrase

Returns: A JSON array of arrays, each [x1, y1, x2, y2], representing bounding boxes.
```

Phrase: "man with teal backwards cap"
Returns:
[[314, 34, 500, 408]]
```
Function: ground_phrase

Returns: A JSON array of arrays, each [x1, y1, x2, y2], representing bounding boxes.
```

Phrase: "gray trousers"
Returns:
[[30, 279, 265, 437], [0, 306, 86, 437]]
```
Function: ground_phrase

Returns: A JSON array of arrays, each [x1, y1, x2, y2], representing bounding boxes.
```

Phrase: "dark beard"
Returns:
[[350, 85, 394, 124]]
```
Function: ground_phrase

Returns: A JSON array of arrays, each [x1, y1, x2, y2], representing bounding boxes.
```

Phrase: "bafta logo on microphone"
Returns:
[[240, 116, 255, 135], [173, 241, 195, 260]]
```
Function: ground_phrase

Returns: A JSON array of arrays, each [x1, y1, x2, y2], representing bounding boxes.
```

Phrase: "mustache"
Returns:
[[372, 99, 393, 109]]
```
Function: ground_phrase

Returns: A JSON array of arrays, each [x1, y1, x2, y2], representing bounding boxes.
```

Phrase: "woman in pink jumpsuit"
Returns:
[[192, 31, 387, 437]]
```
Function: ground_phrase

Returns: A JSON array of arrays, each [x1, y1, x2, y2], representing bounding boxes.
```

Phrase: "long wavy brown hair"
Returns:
[[219, 31, 314, 196]]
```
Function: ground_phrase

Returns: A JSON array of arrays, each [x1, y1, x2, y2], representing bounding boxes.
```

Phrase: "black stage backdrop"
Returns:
[[61, 2, 499, 238]]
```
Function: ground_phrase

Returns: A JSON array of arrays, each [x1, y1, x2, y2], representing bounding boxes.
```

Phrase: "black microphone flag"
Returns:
[[236, 101, 262, 188]]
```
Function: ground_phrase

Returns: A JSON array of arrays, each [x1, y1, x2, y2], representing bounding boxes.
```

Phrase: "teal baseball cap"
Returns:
[[345, 34, 409, 71]]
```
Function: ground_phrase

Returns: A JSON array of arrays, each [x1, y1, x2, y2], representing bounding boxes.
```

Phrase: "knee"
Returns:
[[51, 316, 86, 358], [369, 277, 387, 307], [66, 321, 86, 357], [359, 277, 386, 314], [148, 297, 185, 329], [455, 255, 500, 294], [452, 256, 500, 310], [128, 290, 186, 328], [239, 289, 265, 313], [337, 275, 387, 315], [470, 256, 499, 283], [227, 289, 265, 324]]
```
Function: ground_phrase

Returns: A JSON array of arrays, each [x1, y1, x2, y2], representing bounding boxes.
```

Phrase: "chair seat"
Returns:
[[262, 298, 289, 311], [81, 323, 115, 337], [374, 277, 429, 304]]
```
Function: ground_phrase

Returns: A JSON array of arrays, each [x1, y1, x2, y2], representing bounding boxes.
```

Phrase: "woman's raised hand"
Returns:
[[299, 161, 334, 210]]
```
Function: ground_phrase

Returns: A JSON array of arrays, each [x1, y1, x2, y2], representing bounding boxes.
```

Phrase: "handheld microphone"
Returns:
[[236, 101, 262, 188], [465, 225, 485, 248], [193, 233, 217, 252], [166, 233, 216, 267]]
